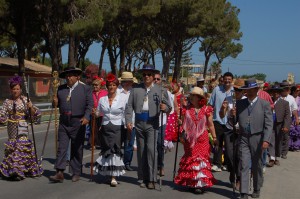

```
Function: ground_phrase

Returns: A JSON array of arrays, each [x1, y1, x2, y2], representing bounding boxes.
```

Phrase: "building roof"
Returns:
[[0, 57, 51, 74]]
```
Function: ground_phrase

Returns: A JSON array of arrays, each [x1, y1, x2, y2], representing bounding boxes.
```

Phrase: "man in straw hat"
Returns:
[[125, 64, 171, 189], [50, 67, 93, 183], [117, 71, 135, 171], [279, 81, 299, 159], [231, 78, 273, 199], [219, 78, 245, 191]]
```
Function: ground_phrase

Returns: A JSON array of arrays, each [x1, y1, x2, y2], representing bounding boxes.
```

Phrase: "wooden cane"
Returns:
[[90, 113, 96, 181], [173, 96, 183, 181], [52, 71, 60, 155], [22, 73, 40, 177]]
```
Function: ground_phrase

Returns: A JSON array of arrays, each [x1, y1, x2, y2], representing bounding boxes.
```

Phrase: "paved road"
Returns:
[[0, 123, 299, 199]]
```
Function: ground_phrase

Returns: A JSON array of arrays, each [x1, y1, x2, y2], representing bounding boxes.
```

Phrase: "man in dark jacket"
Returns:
[[50, 67, 93, 183]]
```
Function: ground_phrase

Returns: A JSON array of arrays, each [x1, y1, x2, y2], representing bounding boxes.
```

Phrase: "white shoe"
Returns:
[[111, 178, 118, 187], [211, 165, 222, 172], [263, 166, 266, 174], [221, 165, 227, 171]]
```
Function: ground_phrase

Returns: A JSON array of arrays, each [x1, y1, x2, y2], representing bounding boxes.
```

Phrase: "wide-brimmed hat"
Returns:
[[233, 79, 244, 89], [138, 64, 160, 74], [240, 78, 259, 89], [269, 85, 283, 92], [190, 87, 205, 98], [120, 72, 134, 82], [280, 81, 291, 88], [196, 74, 205, 82], [133, 77, 138, 84], [59, 67, 82, 78]]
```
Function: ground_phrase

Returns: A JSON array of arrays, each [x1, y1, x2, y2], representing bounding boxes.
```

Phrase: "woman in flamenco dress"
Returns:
[[0, 75, 43, 181], [174, 87, 218, 194], [164, 81, 184, 150]]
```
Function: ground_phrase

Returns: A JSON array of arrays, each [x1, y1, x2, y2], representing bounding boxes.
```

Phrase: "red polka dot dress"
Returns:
[[174, 105, 216, 188]]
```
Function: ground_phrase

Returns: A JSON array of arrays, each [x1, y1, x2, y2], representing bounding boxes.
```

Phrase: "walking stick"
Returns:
[[90, 113, 96, 181], [173, 96, 183, 181], [52, 71, 60, 155], [158, 86, 164, 191], [231, 90, 237, 196], [22, 73, 40, 176], [41, 108, 53, 161]]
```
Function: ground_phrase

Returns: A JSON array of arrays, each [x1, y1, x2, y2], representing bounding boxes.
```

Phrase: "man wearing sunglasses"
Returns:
[[125, 64, 171, 189]]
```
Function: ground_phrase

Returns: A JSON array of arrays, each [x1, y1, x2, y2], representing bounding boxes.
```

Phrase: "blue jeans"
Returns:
[[157, 125, 166, 169], [123, 127, 136, 166], [262, 149, 267, 166]]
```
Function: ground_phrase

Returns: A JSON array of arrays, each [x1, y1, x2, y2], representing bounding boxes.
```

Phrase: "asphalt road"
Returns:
[[0, 123, 299, 199]]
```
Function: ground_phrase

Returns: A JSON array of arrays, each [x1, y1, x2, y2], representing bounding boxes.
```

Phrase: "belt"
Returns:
[[135, 112, 155, 122], [62, 111, 72, 115]]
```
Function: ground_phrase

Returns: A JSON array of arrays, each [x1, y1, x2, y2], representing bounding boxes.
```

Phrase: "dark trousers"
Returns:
[[123, 127, 136, 166], [281, 126, 290, 156], [157, 124, 166, 169], [55, 117, 86, 175], [213, 121, 227, 167], [269, 122, 284, 158], [224, 129, 240, 183]]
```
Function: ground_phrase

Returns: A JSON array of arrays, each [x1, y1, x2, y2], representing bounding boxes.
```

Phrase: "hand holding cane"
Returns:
[[22, 73, 40, 176]]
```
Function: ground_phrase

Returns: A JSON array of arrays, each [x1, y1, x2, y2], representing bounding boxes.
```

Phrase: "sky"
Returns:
[[62, 0, 300, 82]]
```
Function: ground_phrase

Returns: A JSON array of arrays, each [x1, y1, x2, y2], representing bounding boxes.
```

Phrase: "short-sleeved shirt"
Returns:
[[281, 94, 298, 117], [208, 85, 234, 125]]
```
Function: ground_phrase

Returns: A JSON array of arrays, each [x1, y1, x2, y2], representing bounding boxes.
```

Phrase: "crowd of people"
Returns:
[[1, 67, 300, 199]]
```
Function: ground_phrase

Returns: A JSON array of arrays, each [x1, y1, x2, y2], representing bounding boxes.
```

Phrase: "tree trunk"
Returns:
[[107, 41, 117, 75], [16, 9, 26, 75], [98, 41, 107, 75], [68, 33, 77, 67]]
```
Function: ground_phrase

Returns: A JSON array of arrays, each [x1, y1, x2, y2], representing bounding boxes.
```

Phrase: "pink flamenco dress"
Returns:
[[0, 97, 43, 180], [174, 105, 216, 189], [164, 93, 183, 150]]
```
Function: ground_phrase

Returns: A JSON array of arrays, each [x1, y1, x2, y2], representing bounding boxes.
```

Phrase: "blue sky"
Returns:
[[62, 0, 300, 82]]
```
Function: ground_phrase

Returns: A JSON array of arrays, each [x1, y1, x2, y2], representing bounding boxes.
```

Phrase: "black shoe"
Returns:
[[252, 190, 260, 198], [194, 188, 204, 194], [240, 193, 248, 199], [125, 165, 134, 171]]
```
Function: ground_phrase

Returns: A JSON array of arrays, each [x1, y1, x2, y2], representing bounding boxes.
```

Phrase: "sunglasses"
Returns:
[[154, 78, 161, 81], [143, 73, 153, 77]]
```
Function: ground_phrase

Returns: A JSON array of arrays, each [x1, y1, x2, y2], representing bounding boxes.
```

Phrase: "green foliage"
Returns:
[[240, 73, 267, 81]]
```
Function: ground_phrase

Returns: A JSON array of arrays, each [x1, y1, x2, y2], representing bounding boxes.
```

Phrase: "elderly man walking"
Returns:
[[232, 78, 273, 199], [125, 64, 171, 189]]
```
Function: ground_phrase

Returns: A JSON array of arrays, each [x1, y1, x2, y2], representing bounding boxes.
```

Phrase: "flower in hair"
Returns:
[[106, 73, 116, 82], [8, 75, 22, 85]]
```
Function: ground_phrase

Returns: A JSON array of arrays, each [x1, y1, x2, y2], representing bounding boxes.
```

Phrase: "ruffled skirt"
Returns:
[[174, 132, 216, 188], [0, 136, 43, 179], [289, 125, 300, 150], [94, 154, 125, 177]]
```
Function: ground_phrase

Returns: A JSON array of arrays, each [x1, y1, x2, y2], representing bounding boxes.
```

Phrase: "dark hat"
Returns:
[[138, 64, 160, 73], [59, 67, 82, 78], [240, 78, 259, 89], [269, 84, 283, 92], [280, 81, 291, 88]]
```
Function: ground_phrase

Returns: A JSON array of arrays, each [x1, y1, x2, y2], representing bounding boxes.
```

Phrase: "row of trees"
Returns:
[[0, 0, 243, 80]]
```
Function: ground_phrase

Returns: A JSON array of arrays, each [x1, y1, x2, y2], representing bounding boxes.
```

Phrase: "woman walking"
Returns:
[[174, 87, 217, 194], [94, 74, 126, 186], [0, 75, 43, 180]]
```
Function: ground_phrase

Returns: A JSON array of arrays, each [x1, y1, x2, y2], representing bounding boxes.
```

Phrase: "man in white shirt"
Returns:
[[118, 72, 135, 171]]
